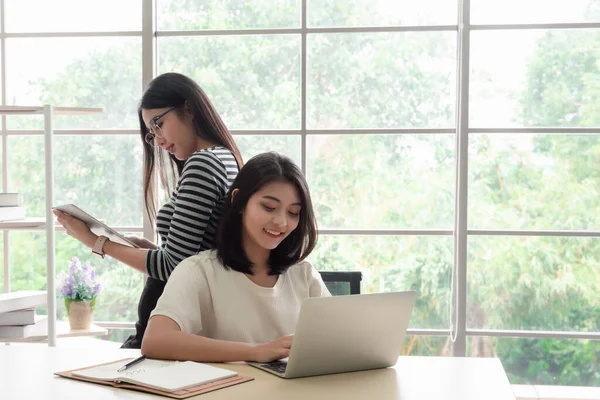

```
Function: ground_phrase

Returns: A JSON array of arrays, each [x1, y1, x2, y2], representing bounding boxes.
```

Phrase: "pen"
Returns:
[[117, 355, 147, 372]]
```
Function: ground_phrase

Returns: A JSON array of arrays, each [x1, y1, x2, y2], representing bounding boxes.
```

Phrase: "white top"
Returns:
[[151, 250, 331, 344]]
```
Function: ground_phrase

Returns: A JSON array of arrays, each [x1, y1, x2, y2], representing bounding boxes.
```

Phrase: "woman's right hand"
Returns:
[[125, 236, 158, 249], [250, 335, 294, 363]]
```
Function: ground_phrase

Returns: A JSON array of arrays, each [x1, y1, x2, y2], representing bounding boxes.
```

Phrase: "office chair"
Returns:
[[318, 271, 362, 295]]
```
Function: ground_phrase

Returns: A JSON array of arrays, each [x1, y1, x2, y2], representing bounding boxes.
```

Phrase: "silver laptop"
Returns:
[[248, 291, 416, 379]]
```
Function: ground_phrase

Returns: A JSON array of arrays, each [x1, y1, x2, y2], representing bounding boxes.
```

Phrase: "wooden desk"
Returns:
[[0, 346, 516, 400]]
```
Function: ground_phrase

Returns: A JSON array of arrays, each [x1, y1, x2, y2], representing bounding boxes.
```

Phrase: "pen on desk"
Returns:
[[117, 355, 147, 372]]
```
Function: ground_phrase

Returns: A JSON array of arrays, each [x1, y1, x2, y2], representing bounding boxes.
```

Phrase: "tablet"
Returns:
[[52, 204, 140, 248]]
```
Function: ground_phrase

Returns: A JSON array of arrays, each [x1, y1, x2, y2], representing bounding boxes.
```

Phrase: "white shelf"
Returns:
[[0, 106, 103, 116], [0, 321, 107, 343], [0, 218, 47, 230], [1, 104, 104, 348]]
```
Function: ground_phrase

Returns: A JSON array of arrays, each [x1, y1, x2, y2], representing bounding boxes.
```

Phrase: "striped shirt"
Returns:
[[145, 146, 239, 281]]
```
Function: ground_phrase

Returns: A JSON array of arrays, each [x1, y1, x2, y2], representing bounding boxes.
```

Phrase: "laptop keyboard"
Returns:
[[260, 361, 287, 374]]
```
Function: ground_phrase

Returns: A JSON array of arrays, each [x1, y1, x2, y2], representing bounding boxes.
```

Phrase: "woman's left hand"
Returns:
[[53, 210, 97, 248]]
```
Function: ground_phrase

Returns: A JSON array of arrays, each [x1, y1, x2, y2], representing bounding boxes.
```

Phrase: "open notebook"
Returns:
[[55, 358, 253, 398]]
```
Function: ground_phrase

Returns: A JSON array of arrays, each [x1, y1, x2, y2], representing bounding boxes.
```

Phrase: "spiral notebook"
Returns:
[[55, 358, 253, 398]]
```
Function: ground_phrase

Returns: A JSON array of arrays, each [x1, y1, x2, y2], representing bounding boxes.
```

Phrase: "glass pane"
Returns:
[[6, 38, 141, 129], [0, 41, 3, 101], [235, 135, 301, 166], [307, 134, 455, 229], [159, 36, 300, 130], [468, 236, 600, 332], [469, 134, 600, 230], [5, 0, 141, 32], [158, 0, 300, 30], [0, 237, 4, 293], [9, 231, 51, 319], [8, 135, 143, 226], [10, 232, 144, 323], [311, 235, 453, 329], [9, 231, 47, 292], [108, 328, 136, 343], [402, 335, 450, 356], [308, 0, 458, 27], [308, 32, 456, 129], [55, 231, 144, 324], [470, 30, 600, 128], [471, 0, 600, 24], [467, 337, 600, 387]]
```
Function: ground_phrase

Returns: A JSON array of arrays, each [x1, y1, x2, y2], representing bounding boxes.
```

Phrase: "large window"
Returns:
[[1, 0, 145, 334], [465, 0, 600, 387], [2, 0, 599, 387]]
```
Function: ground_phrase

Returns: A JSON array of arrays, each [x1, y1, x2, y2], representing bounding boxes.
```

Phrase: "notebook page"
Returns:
[[72, 360, 128, 381], [73, 359, 238, 392]]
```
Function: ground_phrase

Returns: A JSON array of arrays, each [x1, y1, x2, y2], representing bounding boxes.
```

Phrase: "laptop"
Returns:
[[247, 291, 416, 379]]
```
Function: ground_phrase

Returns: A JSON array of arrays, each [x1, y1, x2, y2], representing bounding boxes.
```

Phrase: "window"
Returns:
[[2, 0, 599, 387], [466, 0, 600, 386], [2, 1, 145, 337]]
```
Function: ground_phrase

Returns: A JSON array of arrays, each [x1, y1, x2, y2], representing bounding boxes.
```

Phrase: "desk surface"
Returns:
[[0, 346, 516, 400]]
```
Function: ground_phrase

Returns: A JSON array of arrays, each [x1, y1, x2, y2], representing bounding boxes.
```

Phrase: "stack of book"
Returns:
[[0, 290, 47, 339], [0, 192, 26, 222]]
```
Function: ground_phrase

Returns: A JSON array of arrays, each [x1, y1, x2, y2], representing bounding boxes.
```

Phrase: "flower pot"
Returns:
[[65, 299, 94, 330]]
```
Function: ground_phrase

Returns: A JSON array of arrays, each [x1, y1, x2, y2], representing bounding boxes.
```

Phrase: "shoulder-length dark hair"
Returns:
[[138, 72, 243, 223], [216, 152, 318, 275]]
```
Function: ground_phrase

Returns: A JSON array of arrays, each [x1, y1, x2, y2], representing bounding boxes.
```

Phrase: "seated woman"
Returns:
[[141, 152, 331, 363]]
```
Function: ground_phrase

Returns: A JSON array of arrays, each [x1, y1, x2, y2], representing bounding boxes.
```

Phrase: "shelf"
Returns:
[[0, 105, 103, 116], [0, 218, 48, 230], [0, 321, 108, 343], [1, 103, 105, 348], [0, 218, 139, 233]]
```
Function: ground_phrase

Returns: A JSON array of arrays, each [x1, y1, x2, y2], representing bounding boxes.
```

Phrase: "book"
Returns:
[[0, 206, 25, 222], [0, 315, 48, 338], [0, 308, 36, 325], [52, 204, 139, 248], [55, 358, 254, 399], [73, 358, 238, 391], [0, 290, 46, 314], [0, 193, 19, 207]]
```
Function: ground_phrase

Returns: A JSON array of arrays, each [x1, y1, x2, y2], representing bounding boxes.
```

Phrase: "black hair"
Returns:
[[216, 152, 318, 275], [138, 72, 243, 223]]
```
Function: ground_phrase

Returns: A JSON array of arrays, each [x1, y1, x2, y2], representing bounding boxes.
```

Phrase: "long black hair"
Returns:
[[216, 152, 318, 275], [138, 72, 243, 223]]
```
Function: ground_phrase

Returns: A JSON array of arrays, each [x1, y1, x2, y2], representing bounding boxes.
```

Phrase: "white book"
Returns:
[[72, 359, 238, 392], [52, 204, 139, 248], [0, 315, 48, 338], [0, 308, 36, 325], [0, 206, 26, 222], [0, 193, 19, 207], [0, 290, 47, 314]]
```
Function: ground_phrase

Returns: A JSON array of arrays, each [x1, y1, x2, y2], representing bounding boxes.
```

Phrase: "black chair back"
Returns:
[[318, 271, 362, 295]]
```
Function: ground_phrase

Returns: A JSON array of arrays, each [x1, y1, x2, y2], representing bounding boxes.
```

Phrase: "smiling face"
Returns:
[[240, 180, 302, 256], [141, 106, 201, 160]]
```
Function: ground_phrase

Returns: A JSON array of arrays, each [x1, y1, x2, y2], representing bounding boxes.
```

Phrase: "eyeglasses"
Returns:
[[144, 107, 177, 145]]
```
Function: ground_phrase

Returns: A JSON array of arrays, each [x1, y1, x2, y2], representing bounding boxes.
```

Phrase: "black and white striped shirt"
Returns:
[[145, 146, 239, 281]]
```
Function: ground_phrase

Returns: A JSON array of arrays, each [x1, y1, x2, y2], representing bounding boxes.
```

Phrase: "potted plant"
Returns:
[[58, 257, 102, 330]]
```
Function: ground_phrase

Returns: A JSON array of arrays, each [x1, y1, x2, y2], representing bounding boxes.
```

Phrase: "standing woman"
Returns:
[[54, 72, 243, 348]]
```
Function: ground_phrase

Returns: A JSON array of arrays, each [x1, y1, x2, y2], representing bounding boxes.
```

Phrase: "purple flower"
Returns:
[[93, 283, 102, 295], [57, 257, 102, 302]]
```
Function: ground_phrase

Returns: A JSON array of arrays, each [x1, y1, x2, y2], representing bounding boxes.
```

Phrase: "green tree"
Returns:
[[466, 24, 600, 384], [6, 0, 600, 385]]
